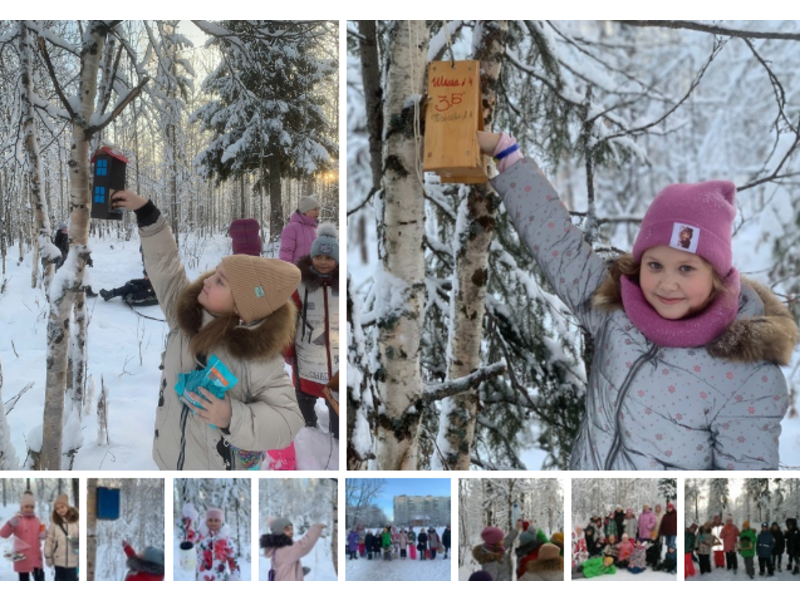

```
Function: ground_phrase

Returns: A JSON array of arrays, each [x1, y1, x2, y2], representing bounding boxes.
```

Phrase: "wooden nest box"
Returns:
[[423, 60, 487, 184], [91, 146, 128, 221]]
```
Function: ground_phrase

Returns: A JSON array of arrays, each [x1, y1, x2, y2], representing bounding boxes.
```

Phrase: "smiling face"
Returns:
[[639, 245, 715, 320], [311, 253, 336, 275], [55, 503, 69, 518], [21, 500, 35, 516], [198, 263, 236, 316], [284, 524, 294, 539], [206, 516, 222, 532]]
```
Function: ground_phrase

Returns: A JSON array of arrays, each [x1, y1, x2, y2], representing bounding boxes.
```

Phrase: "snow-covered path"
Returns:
[[347, 554, 452, 581]]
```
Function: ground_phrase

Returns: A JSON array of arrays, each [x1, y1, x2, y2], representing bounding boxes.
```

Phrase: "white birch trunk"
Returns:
[[374, 20, 429, 470], [41, 27, 105, 470], [18, 23, 56, 297], [437, 21, 508, 470]]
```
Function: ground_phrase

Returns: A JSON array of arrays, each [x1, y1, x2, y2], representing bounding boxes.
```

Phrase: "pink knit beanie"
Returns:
[[632, 181, 736, 276], [229, 218, 262, 257], [481, 526, 504, 545]]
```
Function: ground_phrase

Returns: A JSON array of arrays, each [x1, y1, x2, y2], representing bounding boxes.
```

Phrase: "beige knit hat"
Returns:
[[220, 255, 300, 324], [54, 494, 69, 508]]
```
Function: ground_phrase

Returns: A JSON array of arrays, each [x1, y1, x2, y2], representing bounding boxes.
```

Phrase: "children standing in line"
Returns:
[[44, 494, 79, 581], [0, 491, 45, 580], [195, 508, 240, 581], [476, 131, 798, 470]]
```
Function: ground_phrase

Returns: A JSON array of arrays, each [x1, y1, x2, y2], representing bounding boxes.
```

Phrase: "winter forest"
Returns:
[[0, 20, 339, 471], [572, 478, 676, 525], [258, 478, 338, 580], [173, 477, 250, 581], [685, 478, 800, 527], [458, 478, 563, 580], [346, 20, 800, 471], [88, 477, 163, 581], [0, 477, 78, 581]]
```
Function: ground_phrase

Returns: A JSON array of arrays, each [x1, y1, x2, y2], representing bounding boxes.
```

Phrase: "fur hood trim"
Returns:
[[593, 274, 798, 364], [126, 556, 165, 575], [198, 522, 232, 538], [472, 544, 503, 564], [176, 272, 296, 360], [56, 507, 79, 524], [525, 555, 564, 573], [296, 255, 340, 290], [260, 533, 293, 550]]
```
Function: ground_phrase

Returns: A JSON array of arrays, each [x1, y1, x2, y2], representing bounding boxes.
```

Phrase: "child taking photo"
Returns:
[[111, 191, 305, 470], [477, 131, 798, 470], [44, 494, 79, 581]]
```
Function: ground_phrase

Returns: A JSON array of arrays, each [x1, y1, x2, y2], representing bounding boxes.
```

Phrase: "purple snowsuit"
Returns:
[[492, 158, 794, 470], [279, 211, 317, 264]]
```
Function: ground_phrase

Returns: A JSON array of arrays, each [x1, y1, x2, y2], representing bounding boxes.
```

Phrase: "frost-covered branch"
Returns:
[[618, 20, 800, 42], [422, 361, 506, 402]]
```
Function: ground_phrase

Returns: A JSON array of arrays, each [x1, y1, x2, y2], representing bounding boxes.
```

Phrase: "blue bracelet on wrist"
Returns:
[[494, 143, 519, 161]]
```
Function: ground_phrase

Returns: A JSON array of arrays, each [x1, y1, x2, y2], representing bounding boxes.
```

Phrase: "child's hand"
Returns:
[[9, 516, 19, 527], [111, 190, 148, 211], [189, 387, 232, 429], [477, 131, 502, 156]]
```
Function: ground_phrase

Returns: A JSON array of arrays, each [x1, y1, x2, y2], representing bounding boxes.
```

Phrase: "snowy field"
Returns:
[[686, 563, 800, 582], [347, 527, 451, 581], [257, 529, 337, 581], [172, 527, 252, 582], [572, 567, 676, 582], [0, 503, 56, 582], [0, 233, 337, 470]]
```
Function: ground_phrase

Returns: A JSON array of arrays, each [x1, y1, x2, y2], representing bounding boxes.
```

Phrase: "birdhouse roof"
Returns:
[[92, 146, 129, 164]]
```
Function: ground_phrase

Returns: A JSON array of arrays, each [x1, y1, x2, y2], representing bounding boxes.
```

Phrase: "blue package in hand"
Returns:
[[174, 354, 238, 428]]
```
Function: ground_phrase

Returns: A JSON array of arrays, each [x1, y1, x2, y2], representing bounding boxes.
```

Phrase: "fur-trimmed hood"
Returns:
[[472, 544, 504, 564], [126, 555, 165, 575], [55, 506, 79, 524], [260, 532, 294, 551], [296, 255, 340, 291], [593, 275, 798, 364], [525, 554, 564, 573], [176, 271, 296, 360]]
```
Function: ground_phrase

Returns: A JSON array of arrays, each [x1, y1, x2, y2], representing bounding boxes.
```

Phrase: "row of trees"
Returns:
[[686, 478, 800, 526], [0, 20, 338, 470], [572, 478, 677, 525], [347, 20, 800, 470]]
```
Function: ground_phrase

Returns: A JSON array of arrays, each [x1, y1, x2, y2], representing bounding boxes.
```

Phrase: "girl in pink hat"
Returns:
[[477, 131, 797, 471], [0, 492, 46, 580], [195, 508, 240, 581]]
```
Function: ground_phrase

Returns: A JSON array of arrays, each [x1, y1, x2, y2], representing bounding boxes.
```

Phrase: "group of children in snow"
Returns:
[[347, 524, 450, 561], [103, 191, 338, 471], [0, 492, 79, 581], [686, 515, 800, 579], [475, 131, 798, 470], [572, 503, 678, 578], [468, 519, 564, 581], [179, 502, 327, 581]]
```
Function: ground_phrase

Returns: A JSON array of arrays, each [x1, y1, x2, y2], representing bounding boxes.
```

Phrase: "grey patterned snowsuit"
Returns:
[[492, 158, 792, 470]]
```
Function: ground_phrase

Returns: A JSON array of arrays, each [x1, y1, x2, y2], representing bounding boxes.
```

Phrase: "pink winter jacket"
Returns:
[[263, 524, 324, 581], [637, 510, 657, 540], [719, 523, 740, 553], [279, 211, 317, 264], [0, 513, 45, 573]]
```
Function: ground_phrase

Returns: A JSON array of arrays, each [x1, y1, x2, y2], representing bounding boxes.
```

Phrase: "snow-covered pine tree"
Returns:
[[193, 20, 337, 239], [708, 479, 730, 520]]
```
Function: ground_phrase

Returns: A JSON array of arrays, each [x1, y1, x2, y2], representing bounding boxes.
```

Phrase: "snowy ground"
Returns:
[[0, 233, 337, 470], [686, 562, 800, 582], [348, 527, 451, 581], [172, 526, 251, 582], [572, 567, 676, 581], [0, 504, 56, 582], [257, 529, 337, 581]]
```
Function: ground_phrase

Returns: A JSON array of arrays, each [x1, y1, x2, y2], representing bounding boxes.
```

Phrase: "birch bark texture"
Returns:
[[436, 21, 508, 470], [374, 21, 429, 471]]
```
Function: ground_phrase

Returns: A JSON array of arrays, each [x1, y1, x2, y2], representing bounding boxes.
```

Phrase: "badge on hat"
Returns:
[[669, 222, 699, 253], [254, 286, 264, 298]]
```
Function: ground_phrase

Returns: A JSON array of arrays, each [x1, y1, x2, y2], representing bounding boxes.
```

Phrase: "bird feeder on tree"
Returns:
[[96, 487, 121, 520], [91, 146, 128, 220], [423, 60, 487, 184]]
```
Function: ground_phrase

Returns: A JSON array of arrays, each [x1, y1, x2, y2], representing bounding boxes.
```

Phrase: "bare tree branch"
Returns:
[[618, 20, 800, 42]]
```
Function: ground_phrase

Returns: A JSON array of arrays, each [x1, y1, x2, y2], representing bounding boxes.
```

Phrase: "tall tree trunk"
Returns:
[[358, 20, 383, 191], [41, 26, 106, 470], [269, 151, 283, 241], [437, 21, 508, 470], [18, 23, 55, 297], [374, 20, 429, 470], [331, 480, 338, 575], [87, 478, 97, 580]]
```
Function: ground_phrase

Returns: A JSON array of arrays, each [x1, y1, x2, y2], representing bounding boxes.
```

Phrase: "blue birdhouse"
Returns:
[[91, 146, 128, 221], [96, 487, 121, 520]]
